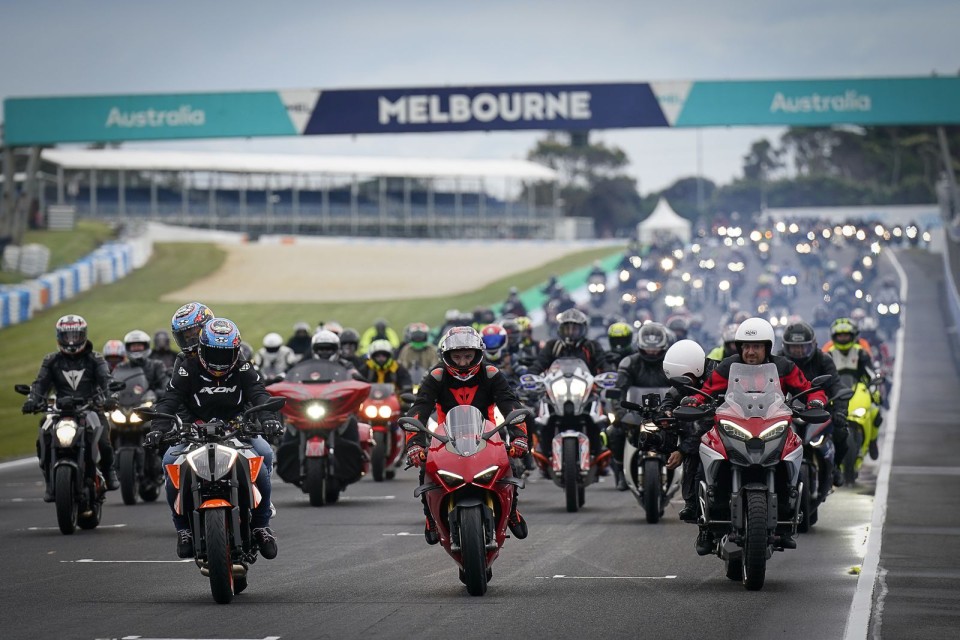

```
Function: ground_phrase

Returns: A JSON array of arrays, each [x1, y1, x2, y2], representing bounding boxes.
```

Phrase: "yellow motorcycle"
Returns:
[[839, 374, 883, 485]]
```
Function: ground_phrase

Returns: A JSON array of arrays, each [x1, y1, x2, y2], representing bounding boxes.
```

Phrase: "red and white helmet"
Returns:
[[56, 315, 88, 355], [440, 326, 484, 381]]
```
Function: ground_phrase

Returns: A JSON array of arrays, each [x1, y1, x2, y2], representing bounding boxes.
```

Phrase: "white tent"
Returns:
[[636, 197, 692, 245]]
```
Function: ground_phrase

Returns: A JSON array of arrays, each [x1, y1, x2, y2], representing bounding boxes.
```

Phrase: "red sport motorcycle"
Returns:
[[267, 361, 373, 506], [359, 383, 403, 482], [673, 363, 831, 591], [399, 405, 530, 597]]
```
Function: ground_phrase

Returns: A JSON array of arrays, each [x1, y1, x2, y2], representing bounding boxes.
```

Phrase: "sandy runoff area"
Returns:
[[162, 236, 603, 303]]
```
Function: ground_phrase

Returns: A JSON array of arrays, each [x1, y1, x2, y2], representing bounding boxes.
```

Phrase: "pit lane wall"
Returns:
[[0, 237, 152, 330]]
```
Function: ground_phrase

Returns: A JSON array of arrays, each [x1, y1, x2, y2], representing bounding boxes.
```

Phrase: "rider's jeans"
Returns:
[[163, 436, 274, 531]]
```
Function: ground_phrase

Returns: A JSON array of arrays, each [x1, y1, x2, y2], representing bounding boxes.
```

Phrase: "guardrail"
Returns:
[[941, 229, 960, 372]]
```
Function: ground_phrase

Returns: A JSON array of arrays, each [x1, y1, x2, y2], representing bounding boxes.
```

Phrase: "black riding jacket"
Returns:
[[528, 338, 609, 375], [28, 343, 112, 405]]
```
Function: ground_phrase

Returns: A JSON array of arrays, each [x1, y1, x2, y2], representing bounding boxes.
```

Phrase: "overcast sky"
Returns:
[[1, 1, 957, 192]]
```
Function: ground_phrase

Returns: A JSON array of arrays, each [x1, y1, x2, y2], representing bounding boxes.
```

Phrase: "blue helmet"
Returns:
[[171, 302, 214, 353], [198, 318, 242, 377]]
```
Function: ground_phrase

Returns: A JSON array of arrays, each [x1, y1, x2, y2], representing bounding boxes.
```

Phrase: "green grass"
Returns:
[[0, 241, 622, 459], [0, 220, 116, 285]]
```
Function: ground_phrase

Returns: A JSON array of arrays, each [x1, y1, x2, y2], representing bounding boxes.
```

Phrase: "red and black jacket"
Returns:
[[406, 365, 526, 448], [692, 354, 827, 406]]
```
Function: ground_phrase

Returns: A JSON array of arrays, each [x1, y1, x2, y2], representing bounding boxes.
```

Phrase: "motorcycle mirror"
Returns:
[[594, 372, 619, 389], [798, 408, 831, 424], [109, 381, 127, 392], [605, 388, 622, 400], [134, 408, 157, 420], [505, 408, 532, 425], [399, 392, 417, 405], [673, 405, 708, 421], [244, 397, 286, 417], [809, 374, 832, 389], [832, 389, 854, 402], [13, 384, 30, 396], [398, 416, 425, 433], [619, 399, 642, 412]]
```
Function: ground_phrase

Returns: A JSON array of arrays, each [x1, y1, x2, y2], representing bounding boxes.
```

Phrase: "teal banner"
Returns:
[[670, 77, 960, 127], [3, 91, 301, 145]]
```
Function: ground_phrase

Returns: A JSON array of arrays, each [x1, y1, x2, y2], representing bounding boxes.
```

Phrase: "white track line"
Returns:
[[843, 248, 908, 640], [0, 458, 35, 472]]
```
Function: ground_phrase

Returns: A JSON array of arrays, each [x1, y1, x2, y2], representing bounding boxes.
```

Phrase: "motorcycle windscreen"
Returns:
[[716, 363, 792, 421], [443, 405, 487, 457]]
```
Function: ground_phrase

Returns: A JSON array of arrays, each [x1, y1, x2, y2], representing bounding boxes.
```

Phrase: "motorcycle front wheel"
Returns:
[[742, 491, 768, 591], [371, 432, 387, 482], [118, 448, 139, 505], [54, 466, 77, 535], [305, 458, 327, 507], [204, 509, 234, 604], [459, 505, 488, 596], [642, 458, 662, 524], [798, 464, 813, 533], [562, 438, 579, 513], [844, 426, 863, 486]]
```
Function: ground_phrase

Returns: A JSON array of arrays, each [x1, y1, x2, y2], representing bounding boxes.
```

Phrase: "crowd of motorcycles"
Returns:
[[14, 214, 916, 601]]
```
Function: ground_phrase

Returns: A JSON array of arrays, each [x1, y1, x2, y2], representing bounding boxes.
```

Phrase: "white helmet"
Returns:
[[123, 329, 152, 363], [311, 330, 340, 361], [263, 332, 283, 351], [662, 339, 706, 380], [735, 317, 775, 353]]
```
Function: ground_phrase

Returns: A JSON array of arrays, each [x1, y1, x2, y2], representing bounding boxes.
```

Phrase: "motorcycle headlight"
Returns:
[[364, 405, 379, 419], [620, 269, 630, 282], [569, 379, 587, 398], [378, 405, 393, 419], [877, 304, 888, 315], [129, 411, 142, 424], [852, 407, 867, 418], [810, 435, 825, 447], [758, 420, 788, 441], [110, 409, 127, 424], [719, 420, 751, 441], [306, 403, 326, 420], [473, 465, 499, 485], [437, 469, 464, 488], [55, 420, 78, 447], [719, 280, 730, 291], [889, 303, 900, 314], [187, 445, 238, 481], [641, 423, 660, 433], [551, 380, 568, 398]]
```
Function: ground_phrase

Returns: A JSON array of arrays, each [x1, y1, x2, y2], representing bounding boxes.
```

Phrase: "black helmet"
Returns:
[[636, 322, 669, 362], [56, 315, 88, 355], [781, 321, 817, 363], [557, 308, 588, 346]]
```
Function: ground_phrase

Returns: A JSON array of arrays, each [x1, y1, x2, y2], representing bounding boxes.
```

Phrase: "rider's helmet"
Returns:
[[293, 321, 311, 335], [515, 316, 534, 340], [781, 321, 818, 364], [123, 329, 152, 364], [662, 339, 706, 380], [262, 332, 284, 353], [607, 321, 634, 353], [473, 306, 496, 326], [850, 308, 868, 324], [153, 330, 172, 352], [556, 308, 589, 346], [734, 317, 776, 358], [320, 321, 343, 336], [665, 315, 690, 341], [367, 339, 395, 369], [859, 316, 879, 343], [102, 339, 126, 370], [339, 328, 360, 358], [636, 322, 670, 363], [721, 323, 739, 346], [171, 302, 215, 353], [239, 342, 254, 362], [501, 318, 521, 349], [56, 314, 88, 355], [198, 318, 243, 378], [732, 310, 751, 325], [480, 324, 509, 363], [439, 326, 485, 382], [311, 330, 341, 361], [406, 322, 431, 351], [830, 317, 859, 352]]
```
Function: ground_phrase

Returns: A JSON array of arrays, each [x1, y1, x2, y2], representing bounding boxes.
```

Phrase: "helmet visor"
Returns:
[[201, 345, 238, 373], [558, 322, 585, 342], [58, 328, 87, 352], [174, 325, 203, 351], [784, 342, 815, 360]]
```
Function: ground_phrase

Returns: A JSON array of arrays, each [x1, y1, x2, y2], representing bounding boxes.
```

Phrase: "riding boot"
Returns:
[[611, 460, 628, 491]]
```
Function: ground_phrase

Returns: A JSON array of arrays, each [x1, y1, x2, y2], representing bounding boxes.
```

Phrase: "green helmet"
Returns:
[[607, 321, 634, 352]]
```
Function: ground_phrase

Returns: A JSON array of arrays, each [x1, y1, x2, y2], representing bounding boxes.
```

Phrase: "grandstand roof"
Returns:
[[41, 149, 558, 181]]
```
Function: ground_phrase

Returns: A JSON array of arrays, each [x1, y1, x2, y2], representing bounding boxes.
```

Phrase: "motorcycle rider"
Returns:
[[682, 317, 827, 554], [170, 302, 216, 369], [604, 321, 636, 369], [123, 329, 169, 395], [286, 330, 360, 377], [608, 323, 672, 491], [502, 287, 528, 317], [528, 308, 608, 376], [706, 323, 739, 362], [405, 326, 530, 544], [659, 339, 713, 522], [480, 323, 520, 378], [823, 317, 882, 458], [337, 328, 365, 368], [145, 318, 282, 560], [779, 321, 850, 486], [22, 315, 120, 500], [513, 315, 540, 365], [359, 318, 400, 352], [103, 340, 126, 372], [286, 322, 313, 360], [149, 330, 178, 373], [397, 322, 438, 378], [252, 332, 298, 380], [359, 338, 413, 394]]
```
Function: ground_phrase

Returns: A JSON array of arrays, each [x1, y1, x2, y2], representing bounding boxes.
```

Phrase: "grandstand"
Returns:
[[37, 149, 564, 239]]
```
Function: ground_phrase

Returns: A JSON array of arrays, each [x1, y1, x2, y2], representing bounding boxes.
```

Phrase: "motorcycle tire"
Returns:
[[139, 481, 162, 503], [77, 485, 102, 531], [325, 477, 341, 504], [54, 466, 77, 535], [305, 458, 327, 507], [844, 427, 863, 486], [118, 448, 139, 506], [798, 465, 813, 533], [642, 458, 662, 524], [371, 432, 387, 482], [562, 438, 579, 513], [205, 509, 234, 605], [385, 470, 396, 480], [459, 505, 488, 596], [742, 491, 768, 591]]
